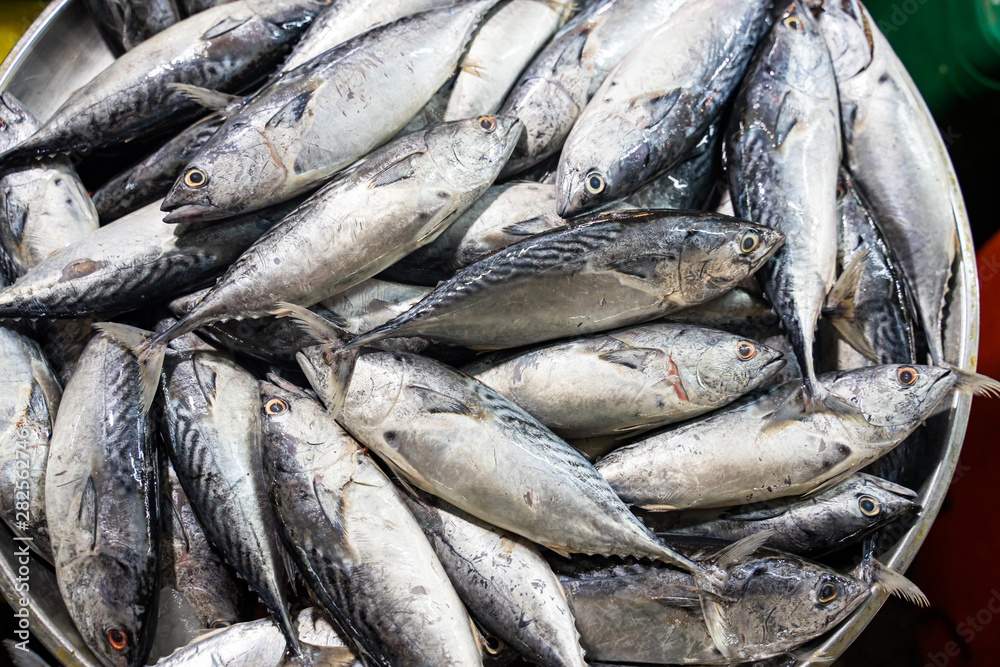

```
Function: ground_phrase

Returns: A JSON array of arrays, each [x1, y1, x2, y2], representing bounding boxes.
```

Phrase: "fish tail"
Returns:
[[273, 602, 302, 658], [93, 322, 167, 414], [855, 557, 929, 608], [762, 380, 866, 432], [824, 249, 879, 362], [270, 302, 351, 346], [950, 367, 1000, 398]]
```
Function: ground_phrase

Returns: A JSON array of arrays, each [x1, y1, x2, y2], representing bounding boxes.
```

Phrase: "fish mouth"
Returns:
[[757, 356, 788, 378], [161, 203, 218, 223]]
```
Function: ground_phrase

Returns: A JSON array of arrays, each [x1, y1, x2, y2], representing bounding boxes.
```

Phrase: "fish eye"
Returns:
[[0, 119, 6, 131], [739, 230, 760, 254], [183, 168, 208, 189], [818, 581, 839, 604], [897, 366, 918, 386], [584, 171, 606, 195], [478, 116, 496, 132], [859, 495, 880, 517], [210, 620, 232, 630], [737, 341, 756, 360], [106, 628, 128, 651], [836, 184, 846, 198], [312, 0, 332, 4], [264, 397, 288, 415], [483, 634, 504, 655], [783, 16, 803, 31]]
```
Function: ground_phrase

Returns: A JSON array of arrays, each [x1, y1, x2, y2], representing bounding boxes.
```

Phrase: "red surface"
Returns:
[[911, 231, 1000, 667]]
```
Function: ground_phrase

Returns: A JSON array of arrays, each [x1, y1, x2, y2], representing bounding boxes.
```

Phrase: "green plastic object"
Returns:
[[867, 0, 1000, 115]]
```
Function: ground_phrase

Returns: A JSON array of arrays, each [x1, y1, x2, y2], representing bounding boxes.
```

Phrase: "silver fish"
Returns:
[[557, 0, 769, 215], [445, 0, 575, 120], [465, 323, 785, 440], [499, 0, 691, 175], [44, 329, 159, 667], [318, 279, 432, 336], [82, 0, 182, 55], [2, 0, 320, 162], [161, 1, 498, 221], [726, 0, 844, 416], [660, 287, 779, 340], [260, 377, 483, 667], [402, 491, 587, 667], [596, 364, 955, 510]]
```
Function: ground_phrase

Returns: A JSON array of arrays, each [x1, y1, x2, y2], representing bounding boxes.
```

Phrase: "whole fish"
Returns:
[[445, 0, 574, 120], [0, 327, 61, 562], [0, 199, 294, 319], [44, 329, 159, 667], [82, 0, 182, 55], [290, 323, 706, 573], [278, 0, 458, 74], [726, 0, 844, 417], [260, 377, 484, 667], [465, 323, 785, 440], [556, 0, 769, 215], [159, 345, 298, 651], [93, 114, 225, 222], [402, 491, 587, 667], [644, 473, 919, 556], [499, 0, 692, 175], [596, 364, 956, 510], [161, 1, 499, 221], [1, 0, 321, 163], [0, 94, 99, 283]]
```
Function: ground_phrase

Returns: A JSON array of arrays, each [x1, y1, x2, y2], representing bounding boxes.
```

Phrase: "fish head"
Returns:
[[723, 554, 868, 651], [763, 0, 836, 98], [837, 474, 920, 536], [811, 0, 873, 81], [59, 554, 155, 667], [428, 116, 524, 191], [258, 376, 326, 465], [161, 120, 286, 222], [826, 364, 955, 427], [676, 219, 784, 302], [0, 93, 40, 151], [680, 329, 786, 400]]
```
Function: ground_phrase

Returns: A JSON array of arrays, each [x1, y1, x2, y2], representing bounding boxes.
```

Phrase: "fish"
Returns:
[[259, 376, 483, 667], [2, 0, 321, 163], [92, 113, 226, 222], [556, 0, 769, 215], [660, 287, 779, 340], [44, 329, 159, 667], [0, 94, 99, 284], [179, 0, 235, 16], [596, 364, 957, 510], [445, 0, 575, 121], [161, 0, 499, 221], [499, 0, 692, 175], [82, 0, 182, 55], [0, 326, 61, 562], [289, 317, 706, 573], [726, 0, 845, 419], [402, 490, 588, 667], [644, 473, 919, 556], [0, 199, 295, 319], [159, 344, 298, 652], [464, 323, 785, 440]]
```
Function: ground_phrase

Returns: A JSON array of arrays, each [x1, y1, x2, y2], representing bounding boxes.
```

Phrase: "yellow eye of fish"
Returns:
[[818, 581, 839, 604], [784, 16, 803, 31], [859, 495, 880, 517], [483, 634, 504, 655], [739, 230, 760, 254], [584, 171, 606, 195], [897, 366, 917, 386], [264, 397, 288, 415], [183, 168, 208, 189], [737, 341, 756, 360], [836, 184, 846, 198], [478, 116, 496, 132], [210, 620, 232, 630], [107, 628, 128, 651]]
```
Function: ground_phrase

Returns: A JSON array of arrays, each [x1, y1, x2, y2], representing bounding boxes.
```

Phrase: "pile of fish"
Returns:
[[0, 0, 994, 665]]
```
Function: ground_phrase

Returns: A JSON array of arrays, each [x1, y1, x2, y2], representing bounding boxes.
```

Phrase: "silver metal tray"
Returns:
[[0, 2, 980, 664]]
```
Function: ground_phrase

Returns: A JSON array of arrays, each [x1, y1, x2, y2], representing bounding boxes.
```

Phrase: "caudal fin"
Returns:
[[762, 380, 866, 432], [93, 322, 167, 414], [952, 367, 1000, 398], [824, 250, 879, 362], [856, 558, 929, 608]]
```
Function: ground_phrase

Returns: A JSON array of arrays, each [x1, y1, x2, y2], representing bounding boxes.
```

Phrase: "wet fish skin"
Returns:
[[0, 199, 294, 319], [401, 491, 588, 667], [3, 0, 321, 163], [597, 364, 955, 510], [259, 378, 483, 667], [557, 0, 768, 215], [162, 1, 499, 222], [82, 0, 182, 55], [661, 287, 779, 340], [44, 331, 159, 667], [160, 348, 298, 652], [93, 113, 225, 222], [179, 0, 236, 16], [499, 0, 691, 175], [465, 323, 785, 440], [0, 327, 61, 562], [646, 473, 919, 556]]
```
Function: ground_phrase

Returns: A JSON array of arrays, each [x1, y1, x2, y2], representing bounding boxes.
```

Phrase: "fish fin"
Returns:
[[201, 15, 250, 40], [93, 323, 163, 414], [265, 373, 316, 400], [647, 89, 681, 128], [667, 585, 735, 605], [313, 479, 353, 568], [863, 559, 929, 607], [542, 544, 573, 558], [598, 347, 665, 370], [406, 384, 476, 416], [3, 640, 51, 667], [296, 345, 359, 419], [700, 598, 735, 659], [761, 382, 866, 433], [368, 154, 421, 189], [191, 356, 218, 407], [271, 303, 350, 345], [78, 476, 98, 549], [266, 91, 313, 130], [541, 0, 576, 17], [773, 91, 799, 148], [951, 367, 1000, 398], [167, 83, 240, 113], [712, 531, 774, 569], [610, 254, 665, 280], [824, 249, 879, 362], [459, 58, 486, 78], [502, 218, 559, 237]]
